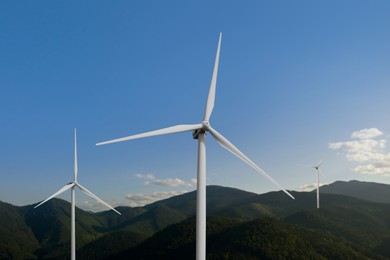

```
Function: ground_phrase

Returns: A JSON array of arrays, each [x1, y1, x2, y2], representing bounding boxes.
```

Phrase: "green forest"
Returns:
[[1, 180, 390, 259]]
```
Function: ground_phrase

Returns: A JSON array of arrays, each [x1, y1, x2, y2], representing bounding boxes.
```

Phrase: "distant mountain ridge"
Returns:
[[1, 180, 390, 259], [321, 180, 390, 204]]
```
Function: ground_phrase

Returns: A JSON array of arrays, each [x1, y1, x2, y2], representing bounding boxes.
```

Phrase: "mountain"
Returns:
[[23, 199, 109, 259], [1, 180, 390, 259], [285, 196, 390, 249], [78, 230, 149, 259], [145, 185, 259, 216], [321, 180, 390, 204], [108, 216, 377, 259], [0, 201, 39, 259]]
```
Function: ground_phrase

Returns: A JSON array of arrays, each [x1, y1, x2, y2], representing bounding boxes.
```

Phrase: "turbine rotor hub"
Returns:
[[201, 121, 211, 130], [193, 121, 210, 139]]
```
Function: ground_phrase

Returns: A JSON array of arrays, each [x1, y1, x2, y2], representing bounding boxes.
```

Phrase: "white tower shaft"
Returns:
[[71, 186, 76, 260], [196, 133, 206, 260], [317, 169, 320, 209]]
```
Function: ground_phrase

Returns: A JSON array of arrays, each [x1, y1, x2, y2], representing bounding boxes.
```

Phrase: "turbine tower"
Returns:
[[97, 33, 294, 260], [312, 156, 325, 209], [35, 129, 121, 260]]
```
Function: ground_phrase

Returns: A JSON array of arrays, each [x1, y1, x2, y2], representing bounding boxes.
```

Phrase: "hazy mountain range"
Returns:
[[1, 180, 390, 259]]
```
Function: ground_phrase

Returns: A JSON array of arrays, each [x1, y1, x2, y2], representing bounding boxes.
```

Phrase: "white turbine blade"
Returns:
[[208, 127, 295, 200], [34, 183, 75, 208], [203, 32, 222, 121], [76, 183, 121, 215], [317, 155, 327, 167], [96, 124, 202, 146], [74, 128, 78, 182]]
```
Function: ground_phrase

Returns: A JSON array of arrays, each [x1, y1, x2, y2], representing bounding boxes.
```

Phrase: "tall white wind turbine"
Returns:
[[97, 33, 294, 260], [312, 156, 326, 209], [35, 129, 120, 260]]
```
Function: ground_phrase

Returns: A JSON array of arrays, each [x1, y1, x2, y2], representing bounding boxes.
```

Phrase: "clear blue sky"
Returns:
[[1, 1, 390, 211]]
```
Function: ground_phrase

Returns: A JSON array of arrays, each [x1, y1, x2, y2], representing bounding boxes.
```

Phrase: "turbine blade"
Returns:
[[317, 155, 327, 167], [34, 183, 75, 208], [96, 124, 202, 146], [74, 128, 78, 182], [76, 183, 121, 215], [203, 32, 222, 121], [208, 127, 295, 200]]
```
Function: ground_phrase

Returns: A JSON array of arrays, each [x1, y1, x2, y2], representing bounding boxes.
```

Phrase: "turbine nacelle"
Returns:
[[193, 121, 211, 139], [193, 128, 206, 139]]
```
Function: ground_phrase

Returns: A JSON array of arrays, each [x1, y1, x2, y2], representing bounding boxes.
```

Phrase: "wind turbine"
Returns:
[[312, 156, 326, 209], [96, 33, 294, 260], [35, 129, 120, 260]]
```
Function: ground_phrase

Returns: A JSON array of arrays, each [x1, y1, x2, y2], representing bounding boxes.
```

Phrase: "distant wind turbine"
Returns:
[[97, 33, 294, 260], [312, 156, 326, 209], [35, 129, 120, 260]]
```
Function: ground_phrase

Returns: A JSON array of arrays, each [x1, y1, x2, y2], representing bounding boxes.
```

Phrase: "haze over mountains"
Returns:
[[1, 180, 390, 259]]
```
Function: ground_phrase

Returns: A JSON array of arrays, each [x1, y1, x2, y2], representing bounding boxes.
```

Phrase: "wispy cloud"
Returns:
[[125, 190, 189, 207], [298, 183, 327, 192], [79, 189, 192, 211], [80, 199, 122, 213], [329, 128, 390, 175], [351, 128, 383, 139], [135, 173, 197, 187]]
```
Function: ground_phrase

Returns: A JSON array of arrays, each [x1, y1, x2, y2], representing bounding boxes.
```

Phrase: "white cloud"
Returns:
[[77, 189, 193, 211], [79, 199, 121, 213], [353, 158, 390, 175], [298, 183, 327, 192], [329, 128, 390, 176], [135, 173, 197, 187], [351, 128, 383, 139], [329, 139, 386, 158], [125, 190, 189, 207]]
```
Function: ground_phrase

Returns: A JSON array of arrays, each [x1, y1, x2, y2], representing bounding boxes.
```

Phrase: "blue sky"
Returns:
[[1, 1, 390, 211]]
